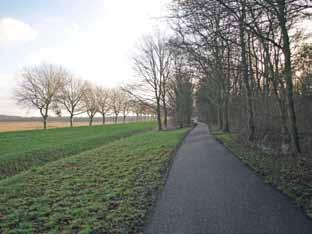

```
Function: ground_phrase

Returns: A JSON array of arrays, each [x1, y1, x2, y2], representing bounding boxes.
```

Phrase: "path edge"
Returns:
[[139, 126, 194, 234]]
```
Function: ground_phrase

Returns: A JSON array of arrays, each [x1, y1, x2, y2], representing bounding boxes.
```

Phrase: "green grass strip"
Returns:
[[0, 122, 155, 180], [0, 128, 189, 234]]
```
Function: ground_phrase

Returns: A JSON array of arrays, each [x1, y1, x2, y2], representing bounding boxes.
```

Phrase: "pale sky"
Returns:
[[0, 0, 170, 116]]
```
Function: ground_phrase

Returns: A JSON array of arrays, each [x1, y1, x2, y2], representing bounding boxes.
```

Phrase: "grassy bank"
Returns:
[[0, 122, 155, 179], [0, 128, 188, 234], [213, 131, 312, 218]]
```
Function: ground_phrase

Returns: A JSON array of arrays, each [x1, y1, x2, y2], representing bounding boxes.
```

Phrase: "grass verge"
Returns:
[[0, 128, 189, 233], [213, 131, 312, 219], [0, 122, 155, 180]]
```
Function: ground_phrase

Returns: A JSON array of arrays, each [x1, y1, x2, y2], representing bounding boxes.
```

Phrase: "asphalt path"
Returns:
[[144, 123, 312, 234]]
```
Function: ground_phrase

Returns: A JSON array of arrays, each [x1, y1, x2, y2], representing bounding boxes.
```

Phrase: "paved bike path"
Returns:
[[144, 123, 312, 234]]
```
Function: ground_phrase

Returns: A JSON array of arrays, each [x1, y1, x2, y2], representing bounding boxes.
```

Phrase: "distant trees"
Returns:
[[15, 64, 66, 129], [83, 84, 98, 126], [97, 87, 111, 125], [121, 93, 131, 123], [110, 88, 124, 123], [15, 63, 152, 129], [128, 99, 155, 122]]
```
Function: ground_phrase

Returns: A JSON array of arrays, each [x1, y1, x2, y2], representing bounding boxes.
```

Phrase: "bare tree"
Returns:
[[15, 64, 66, 129], [132, 33, 172, 130], [57, 75, 87, 127], [110, 88, 123, 123], [121, 93, 131, 123], [130, 100, 143, 121], [83, 84, 98, 126], [97, 86, 111, 125]]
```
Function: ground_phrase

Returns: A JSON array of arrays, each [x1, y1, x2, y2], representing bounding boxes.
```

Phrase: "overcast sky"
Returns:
[[0, 0, 170, 116]]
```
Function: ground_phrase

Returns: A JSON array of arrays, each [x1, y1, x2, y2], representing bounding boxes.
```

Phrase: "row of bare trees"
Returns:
[[15, 64, 154, 129], [169, 0, 311, 154]]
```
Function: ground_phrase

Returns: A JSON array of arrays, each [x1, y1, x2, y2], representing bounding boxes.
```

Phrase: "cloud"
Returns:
[[23, 0, 169, 88], [0, 18, 37, 46], [43, 17, 64, 24]]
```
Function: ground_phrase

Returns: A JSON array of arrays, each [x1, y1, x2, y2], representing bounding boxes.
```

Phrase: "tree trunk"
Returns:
[[218, 105, 223, 130], [123, 115, 126, 123], [102, 113, 106, 125], [224, 45, 231, 133], [223, 97, 230, 132], [280, 15, 301, 154], [43, 117, 47, 130], [89, 117, 93, 126], [239, 3, 255, 142], [163, 98, 168, 129], [272, 77, 291, 147], [70, 115, 74, 127], [41, 107, 49, 130], [156, 97, 162, 131], [114, 115, 118, 123]]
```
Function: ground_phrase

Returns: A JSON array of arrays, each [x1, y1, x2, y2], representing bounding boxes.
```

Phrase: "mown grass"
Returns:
[[0, 122, 155, 179], [213, 131, 312, 219], [0, 128, 189, 233]]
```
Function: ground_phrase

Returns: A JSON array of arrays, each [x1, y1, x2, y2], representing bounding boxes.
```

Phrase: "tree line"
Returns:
[[15, 64, 154, 129], [167, 0, 311, 155]]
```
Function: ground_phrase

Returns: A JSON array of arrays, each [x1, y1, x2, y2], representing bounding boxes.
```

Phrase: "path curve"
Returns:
[[144, 123, 312, 234]]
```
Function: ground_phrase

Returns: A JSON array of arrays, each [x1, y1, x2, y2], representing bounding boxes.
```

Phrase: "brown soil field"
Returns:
[[0, 121, 105, 132]]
